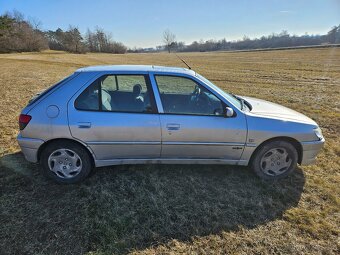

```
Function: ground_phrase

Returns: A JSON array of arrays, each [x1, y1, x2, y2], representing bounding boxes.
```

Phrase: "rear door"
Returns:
[[152, 74, 247, 160], [68, 72, 161, 160]]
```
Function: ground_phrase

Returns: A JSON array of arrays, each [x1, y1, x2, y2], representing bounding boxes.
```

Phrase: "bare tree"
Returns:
[[28, 16, 42, 30], [84, 27, 127, 54], [163, 29, 176, 53], [327, 25, 340, 44]]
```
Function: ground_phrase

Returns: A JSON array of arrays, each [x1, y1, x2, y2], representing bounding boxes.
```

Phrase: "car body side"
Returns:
[[17, 68, 324, 167]]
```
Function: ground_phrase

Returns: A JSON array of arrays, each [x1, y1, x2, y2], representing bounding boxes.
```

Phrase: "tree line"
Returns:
[[0, 11, 127, 54], [1, 11, 339, 54], [0, 11, 48, 53], [46, 27, 127, 54], [178, 27, 340, 52], [148, 26, 340, 53]]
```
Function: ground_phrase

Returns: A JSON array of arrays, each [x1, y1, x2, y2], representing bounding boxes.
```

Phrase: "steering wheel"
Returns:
[[191, 85, 212, 112]]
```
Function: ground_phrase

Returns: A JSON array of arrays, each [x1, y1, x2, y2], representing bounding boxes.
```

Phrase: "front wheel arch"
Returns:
[[249, 136, 303, 165]]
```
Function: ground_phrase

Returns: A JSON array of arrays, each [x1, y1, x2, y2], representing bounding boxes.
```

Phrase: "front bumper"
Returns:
[[300, 138, 325, 165], [17, 134, 44, 163]]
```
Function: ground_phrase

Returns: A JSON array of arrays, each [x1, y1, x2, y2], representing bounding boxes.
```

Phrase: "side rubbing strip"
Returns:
[[87, 141, 161, 145], [162, 142, 245, 146]]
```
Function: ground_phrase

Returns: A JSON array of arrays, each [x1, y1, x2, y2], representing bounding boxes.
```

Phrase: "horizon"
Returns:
[[1, 0, 339, 48]]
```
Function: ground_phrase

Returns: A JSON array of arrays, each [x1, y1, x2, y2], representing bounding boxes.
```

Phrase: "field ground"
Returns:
[[0, 48, 339, 254]]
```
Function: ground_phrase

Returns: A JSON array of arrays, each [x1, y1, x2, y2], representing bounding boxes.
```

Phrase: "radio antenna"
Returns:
[[175, 53, 192, 70]]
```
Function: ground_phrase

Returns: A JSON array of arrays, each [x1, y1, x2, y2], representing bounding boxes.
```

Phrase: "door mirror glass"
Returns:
[[225, 107, 234, 117]]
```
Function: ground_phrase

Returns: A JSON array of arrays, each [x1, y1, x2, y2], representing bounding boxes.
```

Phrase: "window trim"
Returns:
[[153, 74, 228, 118], [74, 73, 158, 114]]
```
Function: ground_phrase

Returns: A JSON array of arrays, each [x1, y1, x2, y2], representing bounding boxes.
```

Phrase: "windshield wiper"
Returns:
[[231, 94, 245, 110]]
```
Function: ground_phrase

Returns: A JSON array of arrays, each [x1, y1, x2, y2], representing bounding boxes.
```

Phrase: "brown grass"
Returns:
[[0, 48, 339, 254]]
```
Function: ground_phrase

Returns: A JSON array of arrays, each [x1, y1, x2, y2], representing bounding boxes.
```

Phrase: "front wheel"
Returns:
[[251, 140, 298, 180], [40, 141, 93, 184]]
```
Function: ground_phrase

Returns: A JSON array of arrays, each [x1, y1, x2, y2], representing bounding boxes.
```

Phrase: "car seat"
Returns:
[[132, 84, 144, 111]]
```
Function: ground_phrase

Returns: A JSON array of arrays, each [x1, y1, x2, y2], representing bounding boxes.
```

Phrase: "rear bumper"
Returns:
[[300, 138, 325, 165], [17, 134, 44, 163]]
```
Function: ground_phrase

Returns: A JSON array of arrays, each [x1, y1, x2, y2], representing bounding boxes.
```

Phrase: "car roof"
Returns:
[[75, 65, 196, 75]]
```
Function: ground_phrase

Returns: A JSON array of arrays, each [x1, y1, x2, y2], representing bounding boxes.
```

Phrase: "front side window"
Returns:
[[196, 73, 242, 110], [155, 75, 224, 116], [75, 74, 155, 113]]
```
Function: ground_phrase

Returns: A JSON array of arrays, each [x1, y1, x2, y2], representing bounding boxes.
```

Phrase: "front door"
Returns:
[[153, 74, 247, 160], [68, 73, 161, 160]]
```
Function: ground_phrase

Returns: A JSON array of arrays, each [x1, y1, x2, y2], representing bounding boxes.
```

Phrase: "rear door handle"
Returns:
[[166, 123, 180, 131], [77, 122, 91, 128]]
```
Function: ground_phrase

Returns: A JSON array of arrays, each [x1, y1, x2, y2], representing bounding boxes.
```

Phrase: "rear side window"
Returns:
[[74, 74, 156, 113], [101, 75, 148, 93]]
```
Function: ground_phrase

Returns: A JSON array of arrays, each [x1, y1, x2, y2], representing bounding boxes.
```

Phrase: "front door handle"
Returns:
[[77, 122, 91, 128], [166, 123, 180, 131]]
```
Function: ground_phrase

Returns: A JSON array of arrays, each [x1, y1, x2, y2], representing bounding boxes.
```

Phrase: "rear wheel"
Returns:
[[40, 141, 93, 184], [251, 140, 298, 180]]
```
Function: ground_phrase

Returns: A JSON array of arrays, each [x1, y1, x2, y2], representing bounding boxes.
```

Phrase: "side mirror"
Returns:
[[225, 107, 234, 117]]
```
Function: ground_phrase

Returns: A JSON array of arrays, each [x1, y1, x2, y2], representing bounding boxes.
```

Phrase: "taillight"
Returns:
[[19, 114, 32, 130]]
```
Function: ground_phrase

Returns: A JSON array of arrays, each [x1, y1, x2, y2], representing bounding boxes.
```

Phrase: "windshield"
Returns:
[[196, 73, 242, 109]]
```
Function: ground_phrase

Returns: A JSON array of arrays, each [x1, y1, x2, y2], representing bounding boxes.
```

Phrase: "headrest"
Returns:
[[133, 84, 142, 96]]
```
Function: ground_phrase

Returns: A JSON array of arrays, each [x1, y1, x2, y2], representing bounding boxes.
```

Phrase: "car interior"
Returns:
[[75, 76, 152, 112], [159, 85, 224, 115], [75, 75, 224, 116]]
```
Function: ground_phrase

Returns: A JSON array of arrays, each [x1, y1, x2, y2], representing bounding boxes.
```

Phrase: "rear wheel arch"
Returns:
[[249, 136, 303, 165], [37, 138, 95, 167]]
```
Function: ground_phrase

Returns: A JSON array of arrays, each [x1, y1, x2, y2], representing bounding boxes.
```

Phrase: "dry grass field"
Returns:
[[0, 48, 339, 254]]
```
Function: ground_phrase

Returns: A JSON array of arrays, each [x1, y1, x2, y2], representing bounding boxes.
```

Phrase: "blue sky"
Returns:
[[1, 0, 339, 48]]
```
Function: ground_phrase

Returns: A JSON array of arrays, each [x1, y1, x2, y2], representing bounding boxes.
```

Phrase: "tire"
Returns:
[[40, 140, 93, 184], [251, 140, 298, 180]]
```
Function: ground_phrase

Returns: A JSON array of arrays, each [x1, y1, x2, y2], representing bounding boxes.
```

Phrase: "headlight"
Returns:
[[314, 127, 323, 140]]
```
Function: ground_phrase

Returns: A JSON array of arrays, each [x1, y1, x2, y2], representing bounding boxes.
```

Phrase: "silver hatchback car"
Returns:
[[17, 65, 324, 183]]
